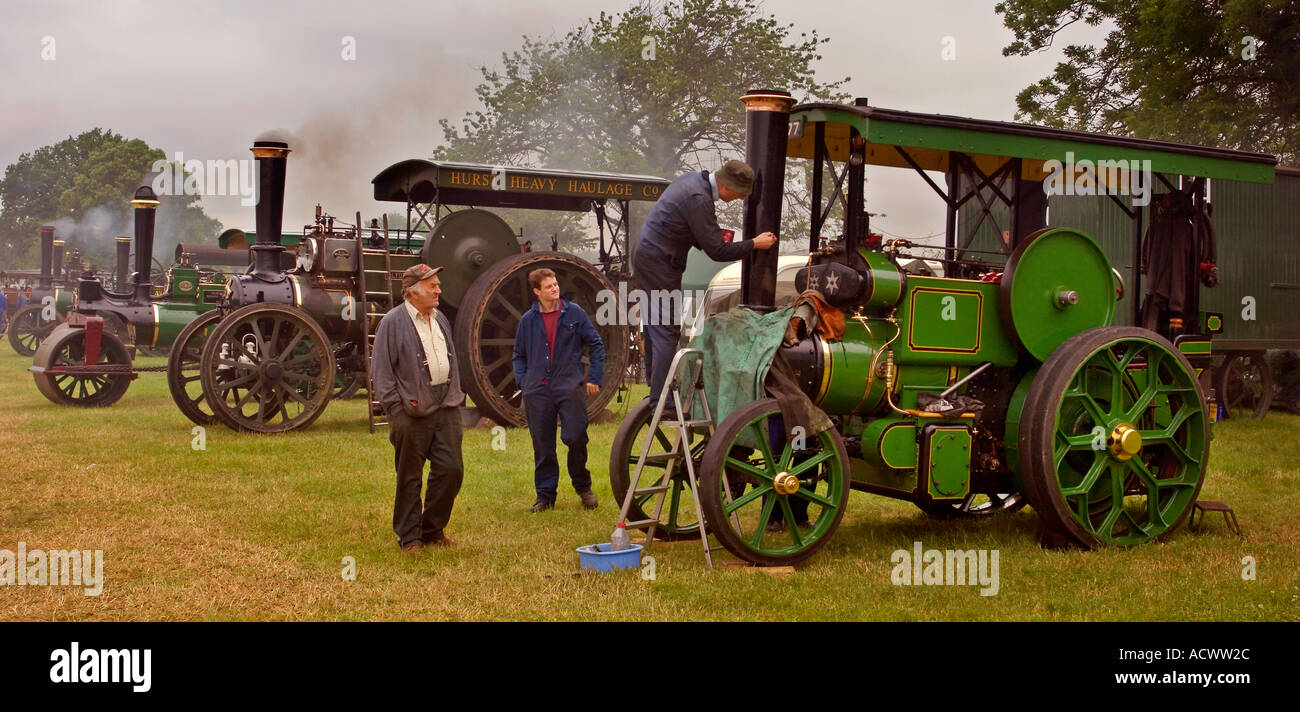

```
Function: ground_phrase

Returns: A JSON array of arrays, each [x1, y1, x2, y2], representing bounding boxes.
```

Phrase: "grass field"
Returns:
[[1, 345, 1297, 621]]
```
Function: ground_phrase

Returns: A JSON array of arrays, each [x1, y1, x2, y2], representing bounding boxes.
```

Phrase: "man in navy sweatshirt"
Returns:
[[512, 268, 606, 512], [631, 160, 776, 411]]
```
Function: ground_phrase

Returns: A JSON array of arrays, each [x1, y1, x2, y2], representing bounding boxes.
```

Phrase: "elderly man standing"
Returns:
[[632, 160, 777, 411], [371, 264, 466, 553]]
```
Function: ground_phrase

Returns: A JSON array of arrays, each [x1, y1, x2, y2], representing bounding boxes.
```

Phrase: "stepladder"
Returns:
[[616, 347, 720, 568]]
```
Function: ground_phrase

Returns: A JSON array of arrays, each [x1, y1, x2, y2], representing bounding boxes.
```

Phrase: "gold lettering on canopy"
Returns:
[[443, 169, 656, 199]]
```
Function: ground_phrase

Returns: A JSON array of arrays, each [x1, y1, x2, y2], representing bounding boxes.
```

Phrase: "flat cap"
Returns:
[[715, 160, 755, 197], [401, 263, 443, 292]]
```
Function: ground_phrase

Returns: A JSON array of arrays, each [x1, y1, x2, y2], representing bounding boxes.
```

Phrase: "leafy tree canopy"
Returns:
[[997, 0, 1300, 163], [0, 129, 222, 270], [435, 0, 849, 251]]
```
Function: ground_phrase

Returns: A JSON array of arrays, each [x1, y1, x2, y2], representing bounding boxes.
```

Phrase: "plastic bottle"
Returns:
[[609, 522, 631, 551]]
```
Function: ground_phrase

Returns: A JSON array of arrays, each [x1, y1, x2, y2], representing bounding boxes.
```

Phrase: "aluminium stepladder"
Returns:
[[617, 347, 721, 568]]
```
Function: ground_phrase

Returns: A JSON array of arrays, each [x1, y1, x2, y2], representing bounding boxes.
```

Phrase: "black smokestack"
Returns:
[[39, 226, 54, 289], [250, 140, 290, 280], [131, 186, 160, 303], [52, 239, 65, 284], [740, 89, 795, 309], [115, 236, 132, 291]]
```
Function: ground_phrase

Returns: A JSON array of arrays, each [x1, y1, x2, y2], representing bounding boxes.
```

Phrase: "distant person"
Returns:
[[371, 264, 466, 553], [631, 160, 776, 410], [512, 268, 605, 512]]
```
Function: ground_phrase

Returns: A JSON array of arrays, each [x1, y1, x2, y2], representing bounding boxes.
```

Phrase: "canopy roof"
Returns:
[[787, 103, 1277, 184], [372, 160, 671, 211]]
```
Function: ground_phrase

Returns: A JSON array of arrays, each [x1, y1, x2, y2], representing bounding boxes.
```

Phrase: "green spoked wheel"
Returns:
[[8, 304, 59, 357], [199, 303, 336, 433], [167, 309, 223, 426], [1019, 327, 1208, 548], [699, 398, 850, 566], [1216, 351, 1272, 420], [610, 398, 706, 541]]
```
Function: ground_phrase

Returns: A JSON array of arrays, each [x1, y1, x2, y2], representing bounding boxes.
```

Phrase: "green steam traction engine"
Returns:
[[612, 91, 1276, 565]]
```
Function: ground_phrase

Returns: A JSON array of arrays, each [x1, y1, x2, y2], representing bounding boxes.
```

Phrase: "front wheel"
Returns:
[[699, 398, 850, 566], [32, 325, 134, 407]]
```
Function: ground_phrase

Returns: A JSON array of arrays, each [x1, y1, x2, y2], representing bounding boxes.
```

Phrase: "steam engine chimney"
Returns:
[[739, 89, 795, 310], [115, 236, 132, 291], [52, 239, 65, 284], [39, 226, 55, 289], [131, 186, 160, 303], [250, 140, 290, 281]]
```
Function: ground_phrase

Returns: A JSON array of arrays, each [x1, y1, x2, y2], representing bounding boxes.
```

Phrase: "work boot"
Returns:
[[578, 490, 598, 510], [527, 498, 554, 513]]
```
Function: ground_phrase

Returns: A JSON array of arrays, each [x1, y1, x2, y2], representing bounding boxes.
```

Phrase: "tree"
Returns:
[[996, 0, 1300, 164], [435, 0, 849, 251], [0, 130, 221, 269]]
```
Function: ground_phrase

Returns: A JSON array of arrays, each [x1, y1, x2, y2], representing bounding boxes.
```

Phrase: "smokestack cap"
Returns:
[[132, 185, 160, 208], [252, 140, 291, 158]]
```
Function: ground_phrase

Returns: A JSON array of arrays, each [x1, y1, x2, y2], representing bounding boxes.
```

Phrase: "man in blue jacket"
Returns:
[[632, 160, 776, 411], [513, 268, 606, 512]]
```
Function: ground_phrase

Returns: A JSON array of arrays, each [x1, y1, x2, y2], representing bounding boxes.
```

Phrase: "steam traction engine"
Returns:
[[28, 187, 226, 407], [612, 91, 1274, 565], [175, 140, 667, 433], [6, 227, 76, 356]]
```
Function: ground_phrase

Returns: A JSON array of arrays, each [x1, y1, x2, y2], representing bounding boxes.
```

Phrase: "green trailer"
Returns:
[[611, 91, 1276, 565]]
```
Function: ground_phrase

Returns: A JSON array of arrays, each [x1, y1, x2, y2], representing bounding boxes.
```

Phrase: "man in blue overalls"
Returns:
[[631, 160, 776, 412], [513, 268, 606, 512]]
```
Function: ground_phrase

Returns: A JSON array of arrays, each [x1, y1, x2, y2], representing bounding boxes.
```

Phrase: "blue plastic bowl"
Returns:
[[576, 543, 644, 572]]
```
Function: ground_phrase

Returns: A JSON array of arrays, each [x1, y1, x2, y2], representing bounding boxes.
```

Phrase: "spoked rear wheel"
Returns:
[[610, 398, 706, 541], [1216, 351, 1272, 419], [699, 398, 850, 566], [8, 305, 58, 357], [1020, 327, 1207, 548], [167, 309, 223, 426]]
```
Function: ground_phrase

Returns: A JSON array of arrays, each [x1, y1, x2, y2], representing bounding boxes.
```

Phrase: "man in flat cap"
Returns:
[[371, 263, 466, 553], [631, 159, 776, 411]]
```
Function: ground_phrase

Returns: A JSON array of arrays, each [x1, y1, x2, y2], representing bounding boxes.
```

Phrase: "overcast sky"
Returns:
[[0, 0, 1104, 245]]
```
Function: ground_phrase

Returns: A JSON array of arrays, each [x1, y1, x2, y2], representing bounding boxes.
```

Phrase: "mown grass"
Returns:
[[0, 346, 1297, 621]]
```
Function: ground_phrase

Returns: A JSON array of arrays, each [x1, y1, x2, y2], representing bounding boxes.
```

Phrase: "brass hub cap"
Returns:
[[1108, 423, 1142, 461], [773, 472, 800, 496]]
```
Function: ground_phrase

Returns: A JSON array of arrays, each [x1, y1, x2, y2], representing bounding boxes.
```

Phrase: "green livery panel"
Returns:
[[893, 277, 1018, 366]]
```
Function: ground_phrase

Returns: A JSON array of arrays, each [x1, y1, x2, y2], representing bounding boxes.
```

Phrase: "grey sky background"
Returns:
[[0, 0, 1105, 246]]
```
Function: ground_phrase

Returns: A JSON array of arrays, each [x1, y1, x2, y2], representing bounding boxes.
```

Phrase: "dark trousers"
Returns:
[[389, 404, 463, 547], [524, 386, 591, 502], [643, 322, 682, 407]]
